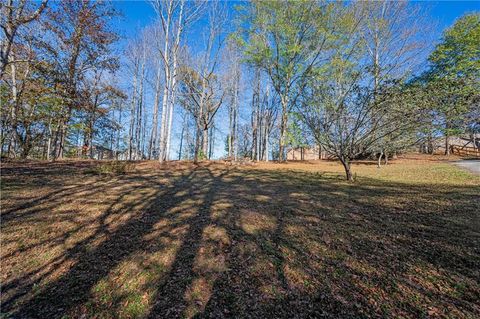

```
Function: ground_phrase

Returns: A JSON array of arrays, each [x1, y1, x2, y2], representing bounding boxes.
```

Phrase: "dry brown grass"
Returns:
[[1, 154, 479, 318]]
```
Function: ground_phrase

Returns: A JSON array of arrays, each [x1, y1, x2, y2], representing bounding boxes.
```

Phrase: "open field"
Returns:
[[1, 155, 479, 318]]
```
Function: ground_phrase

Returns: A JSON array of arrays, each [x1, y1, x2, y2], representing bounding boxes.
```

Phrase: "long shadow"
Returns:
[[146, 166, 230, 318], [195, 169, 375, 318], [196, 168, 479, 318], [6, 167, 200, 318], [1, 174, 167, 305]]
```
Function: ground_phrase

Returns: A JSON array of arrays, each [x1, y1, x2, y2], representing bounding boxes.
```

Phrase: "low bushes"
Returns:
[[87, 161, 134, 175]]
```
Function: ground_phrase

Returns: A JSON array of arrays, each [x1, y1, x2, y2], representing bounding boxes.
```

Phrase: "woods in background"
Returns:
[[1, 0, 479, 179]]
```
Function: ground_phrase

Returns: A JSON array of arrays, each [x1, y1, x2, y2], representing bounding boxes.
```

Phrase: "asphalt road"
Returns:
[[454, 160, 480, 175]]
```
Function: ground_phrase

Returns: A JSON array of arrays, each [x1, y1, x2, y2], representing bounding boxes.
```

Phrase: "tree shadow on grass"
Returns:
[[2, 163, 215, 318], [1, 163, 479, 318]]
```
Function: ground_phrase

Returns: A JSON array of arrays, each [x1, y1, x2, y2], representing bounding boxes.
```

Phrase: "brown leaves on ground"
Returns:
[[1, 155, 479, 318]]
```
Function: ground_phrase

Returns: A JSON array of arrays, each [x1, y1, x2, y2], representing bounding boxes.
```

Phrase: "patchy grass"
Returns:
[[85, 160, 135, 175], [1, 155, 479, 318]]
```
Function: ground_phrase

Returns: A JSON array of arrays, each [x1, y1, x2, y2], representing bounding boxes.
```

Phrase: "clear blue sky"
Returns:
[[112, 1, 479, 36], [430, 1, 480, 28]]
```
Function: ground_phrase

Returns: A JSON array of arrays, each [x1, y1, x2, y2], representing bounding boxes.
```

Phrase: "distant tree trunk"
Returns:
[[265, 125, 269, 162], [178, 114, 186, 160], [202, 127, 208, 159], [377, 150, 383, 168], [445, 135, 450, 156], [228, 105, 233, 158], [251, 69, 260, 160], [208, 124, 214, 160], [149, 67, 161, 159], [251, 103, 258, 160], [20, 133, 32, 159], [128, 62, 138, 160], [136, 50, 146, 160], [116, 107, 122, 160], [279, 94, 288, 162], [56, 121, 66, 160], [141, 97, 147, 159], [159, 75, 170, 162], [8, 54, 19, 159], [339, 156, 353, 182], [156, 0, 174, 163], [194, 124, 202, 163], [46, 119, 52, 161]]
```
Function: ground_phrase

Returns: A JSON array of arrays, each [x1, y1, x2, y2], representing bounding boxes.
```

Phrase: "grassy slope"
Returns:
[[1, 156, 479, 318]]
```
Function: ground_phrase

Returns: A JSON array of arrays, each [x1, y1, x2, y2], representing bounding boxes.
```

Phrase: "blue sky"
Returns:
[[109, 1, 479, 159], [112, 0, 479, 36]]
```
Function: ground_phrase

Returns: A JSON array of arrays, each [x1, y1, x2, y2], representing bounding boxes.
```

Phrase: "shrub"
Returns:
[[87, 161, 134, 175]]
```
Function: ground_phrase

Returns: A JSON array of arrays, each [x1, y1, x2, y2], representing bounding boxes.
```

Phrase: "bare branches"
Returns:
[[0, 0, 48, 77]]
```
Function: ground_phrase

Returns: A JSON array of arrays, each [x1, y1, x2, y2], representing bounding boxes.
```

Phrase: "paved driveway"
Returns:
[[454, 160, 480, 175]]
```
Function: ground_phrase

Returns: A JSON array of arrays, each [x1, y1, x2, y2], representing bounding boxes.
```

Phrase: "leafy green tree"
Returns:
[[236, 0, 338, 161], [425, 13, 480, 154]]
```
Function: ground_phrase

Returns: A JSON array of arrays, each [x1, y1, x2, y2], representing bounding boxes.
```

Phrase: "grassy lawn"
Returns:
[[1, 155, 479, 318]]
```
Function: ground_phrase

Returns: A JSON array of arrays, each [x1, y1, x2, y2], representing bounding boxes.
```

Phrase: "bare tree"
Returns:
[[178, 2, 227, 163], [151, 0, 203, 162], [299, 1, 430, 180], [0, 0, 47, 77], [224, 39, 241, 160], [147, 24, 164, 159], [125, 39, 141, 160], [38, 0, 119, 160], [358, 0, 430, 165]]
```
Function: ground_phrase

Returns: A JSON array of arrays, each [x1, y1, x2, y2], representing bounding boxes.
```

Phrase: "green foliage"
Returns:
[[238, 0, 338, 89], [429, 13, 480, 81], [286, 112, 308, 148], [423, 13, 480, 137], [197, 149, 207, 161], [87, 161, 134, 175]]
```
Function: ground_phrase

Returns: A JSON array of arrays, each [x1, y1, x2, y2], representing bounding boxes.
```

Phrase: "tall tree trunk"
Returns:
[[208, 123, 215, 160], [202, 127, 208, 159], [158, 78, 170, 162], [57, 122, 66, 160], [194, 124, 202, 164], [265, 125, 269, 162], [445, 135, 450, 156], [339, 156, 353, 181], [158, 4, 173, 163], [116, 107, 122, 160], [279, 94, 288, 162], [149, 67, 161, 159], [178, 113, 187, 160], [251, 106, 257, 160], [164, 3, 184, 161], [128, 63, 138, 160], [46, 119, 52, 161], [228, 104, 233, 158], [136, 51, 145, 160], [8, 52, 18, 159], [377, 150, 383, 168], [233, 85, 238, 161]]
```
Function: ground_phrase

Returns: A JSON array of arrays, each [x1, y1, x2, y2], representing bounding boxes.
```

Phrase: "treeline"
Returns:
[[1, 0, 123, 160], [1, 0, 479, 180]]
